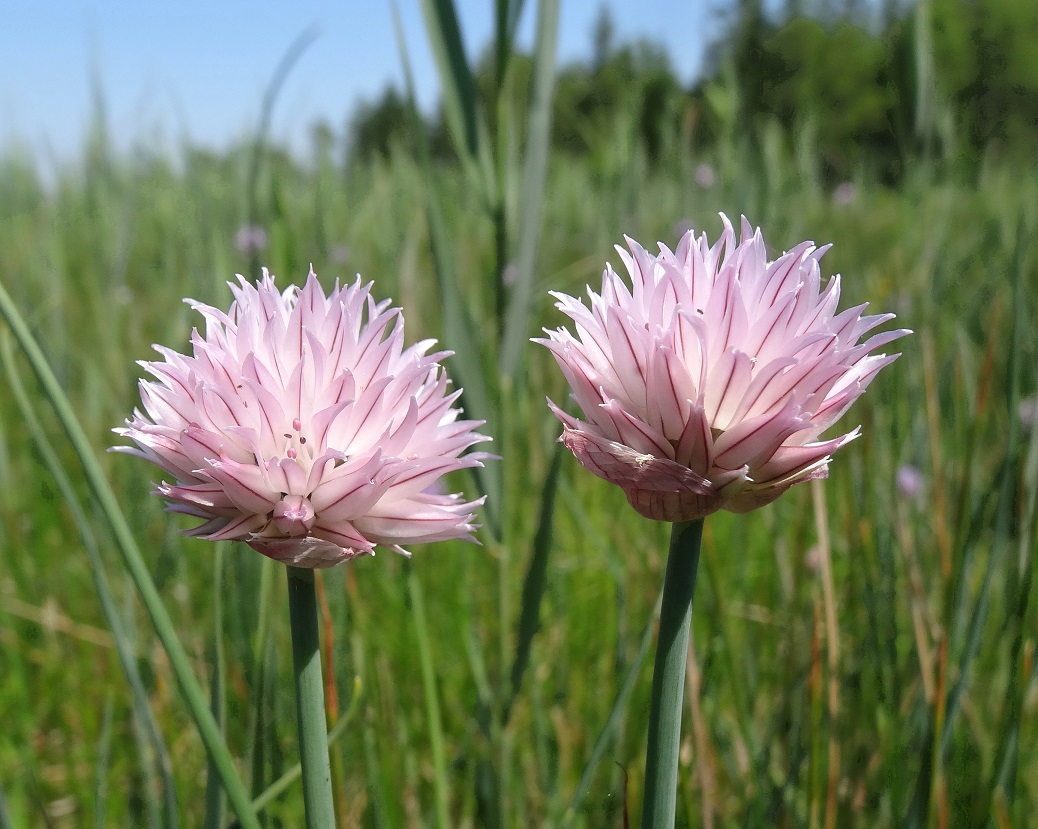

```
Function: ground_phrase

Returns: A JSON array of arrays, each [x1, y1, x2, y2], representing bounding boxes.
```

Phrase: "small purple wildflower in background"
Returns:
[[896, 464, 925, 500], [833, 182, 857, 206], [114, 269, 491, 568], [537, 214, 909, 522], [673, 219, 695, 240], [234, 224, 269, 256], [330, 244, 351, 266], [693, 162, 716, 189], [1019, 394, 1037, 432]]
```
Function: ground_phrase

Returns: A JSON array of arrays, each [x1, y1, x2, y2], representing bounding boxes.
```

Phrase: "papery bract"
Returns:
[[115, 268, 490, 568], [537, 215, 909, 522]]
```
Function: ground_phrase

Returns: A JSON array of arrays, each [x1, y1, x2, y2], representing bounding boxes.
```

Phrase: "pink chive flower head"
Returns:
[[114, 268, 490, 568], [536, 215, 909, 523]]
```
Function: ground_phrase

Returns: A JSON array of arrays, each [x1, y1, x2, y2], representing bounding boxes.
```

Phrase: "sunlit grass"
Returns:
[[0, 100, 1036, 827]]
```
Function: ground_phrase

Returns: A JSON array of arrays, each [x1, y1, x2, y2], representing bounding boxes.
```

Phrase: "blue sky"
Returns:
[[0, 1, 723, 164]]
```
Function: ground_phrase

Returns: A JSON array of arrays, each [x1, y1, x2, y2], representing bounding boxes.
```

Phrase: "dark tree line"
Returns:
[[341, 0, 1038, 181]]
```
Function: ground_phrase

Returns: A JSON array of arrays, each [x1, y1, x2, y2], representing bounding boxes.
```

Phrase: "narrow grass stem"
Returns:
[[0, 784, 12, 829], [641, 518, 705, 829], [561, 585, 664, 827], [286, 567, 336, 828], [405, 561, 451, 828], [224, 689, 361, 828], [203, 544, 227, 829], [0, 280, 261, 829]]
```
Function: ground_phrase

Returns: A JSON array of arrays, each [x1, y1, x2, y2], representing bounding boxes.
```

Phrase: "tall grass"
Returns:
[[1, 8, 1037, 829]]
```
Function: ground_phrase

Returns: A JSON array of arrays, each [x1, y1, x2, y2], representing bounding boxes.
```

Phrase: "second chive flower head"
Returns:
[[537, 215, 909, 522]]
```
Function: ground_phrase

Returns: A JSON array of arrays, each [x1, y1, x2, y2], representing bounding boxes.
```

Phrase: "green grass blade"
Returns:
[[415, 0, 480, 163], [248, 638, 275, 803], [223, 689, 361, 828], [561, 585, 665, 828], [909, 222, 1031, 829], [938, 223, 1026, 763], [131, 637, 165, 827], [391, 0, 492, 418], [493, 0, 511, 94], [405, 561, 451, 827], [244, 26, 321, 229], [499, 0, 559, 378], [506, 445, 562, 718], [93, 695, 115, 829], [203, 544, 228, 829], [0, 784, 11, 829], [1, 332, 180, 827], [392, 1, 502, 533], [361, 715, 391, 829], [985, 217, 1034, 814], [245, 555, 276, 796], [492, 0, 527, 86], [504, 0, 526, 50], [462, 567, 493, 707], [0, 280, 261, 829]]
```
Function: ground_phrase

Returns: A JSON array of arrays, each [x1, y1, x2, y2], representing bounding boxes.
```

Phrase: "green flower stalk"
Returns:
[[641, 519, 703, 827], [287, 567, 336, 825]]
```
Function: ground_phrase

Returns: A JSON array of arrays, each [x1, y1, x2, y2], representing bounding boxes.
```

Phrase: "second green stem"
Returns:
[[641, 518, 705, 829]]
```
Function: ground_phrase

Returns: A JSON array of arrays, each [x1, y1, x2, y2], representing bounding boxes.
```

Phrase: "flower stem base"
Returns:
[[287, 566, 337, 827], [641, 518, 704, 829]]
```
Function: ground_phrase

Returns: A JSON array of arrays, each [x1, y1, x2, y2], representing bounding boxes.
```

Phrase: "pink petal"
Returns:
[[204, 459, 278, 514]]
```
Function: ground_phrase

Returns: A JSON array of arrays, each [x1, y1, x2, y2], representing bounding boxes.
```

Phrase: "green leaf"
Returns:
[[0, 281, 261, 829], [499, 0, 560, 379]]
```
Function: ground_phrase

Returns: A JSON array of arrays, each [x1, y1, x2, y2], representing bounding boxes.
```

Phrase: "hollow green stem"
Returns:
[[640, 518, 705, 829], [286, 567, 336, 828]]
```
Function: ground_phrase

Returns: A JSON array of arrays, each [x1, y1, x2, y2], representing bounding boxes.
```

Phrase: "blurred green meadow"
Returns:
[[1, 0, 1037, 826]]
